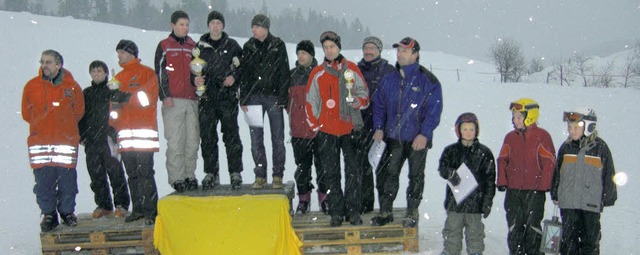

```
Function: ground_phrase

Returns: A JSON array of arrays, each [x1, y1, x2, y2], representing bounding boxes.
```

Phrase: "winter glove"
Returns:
[[448, 172, 461, 186], [482, 205, 491, 218], [497, 186, 507, 192]]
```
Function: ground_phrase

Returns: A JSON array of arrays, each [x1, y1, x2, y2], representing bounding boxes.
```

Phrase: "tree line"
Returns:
[[489, 38, 640, 88], [2, 0, 372, 49]]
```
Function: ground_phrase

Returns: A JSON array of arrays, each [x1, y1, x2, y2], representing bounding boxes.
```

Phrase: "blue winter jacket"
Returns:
[[372, 62, 443, 143]]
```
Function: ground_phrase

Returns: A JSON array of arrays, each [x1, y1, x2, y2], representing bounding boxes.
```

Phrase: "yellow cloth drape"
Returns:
[[154, 194, 302, 255]]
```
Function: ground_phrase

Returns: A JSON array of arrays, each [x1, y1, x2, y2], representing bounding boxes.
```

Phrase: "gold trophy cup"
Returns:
[[107, 68, 123, 111], [190, 48, 207, 97], [344, 69, 355, 103]]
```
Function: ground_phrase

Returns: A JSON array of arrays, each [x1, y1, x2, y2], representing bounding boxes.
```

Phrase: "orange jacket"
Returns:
[[22, 68, 84, 169], [110, 59, 160, 152]]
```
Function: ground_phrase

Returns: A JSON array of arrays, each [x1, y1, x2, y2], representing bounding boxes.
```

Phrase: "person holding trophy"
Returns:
[[305, 31, 369, 227], [193, 10, 244, 189], [154, 10, 200, 193]]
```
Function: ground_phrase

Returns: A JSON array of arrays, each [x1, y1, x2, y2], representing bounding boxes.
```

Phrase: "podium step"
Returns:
[[40, 214, 157, 255], [292, 208, 419, 254]]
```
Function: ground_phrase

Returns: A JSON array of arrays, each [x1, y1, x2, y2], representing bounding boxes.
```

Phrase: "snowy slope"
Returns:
[[1, 11, 638, 254]]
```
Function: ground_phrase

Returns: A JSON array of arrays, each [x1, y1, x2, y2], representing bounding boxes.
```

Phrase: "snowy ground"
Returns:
[[1, 11, 638, 254]]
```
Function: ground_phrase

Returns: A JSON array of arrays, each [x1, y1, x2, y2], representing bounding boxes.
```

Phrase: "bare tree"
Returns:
[[572, 52, 592, 87], [621, 40, 640, 88], [550, 57, 575, 86], [594, 60, 615, 88], [489, 38, 526, 83]]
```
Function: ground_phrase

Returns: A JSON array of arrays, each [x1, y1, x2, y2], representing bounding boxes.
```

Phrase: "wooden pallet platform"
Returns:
[[292, 208, 419, 255], [40, 214, 157, 255], [40, 181, 296, 254]]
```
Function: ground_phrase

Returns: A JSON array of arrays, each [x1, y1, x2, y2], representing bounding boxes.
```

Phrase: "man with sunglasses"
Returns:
[[306, 31, 369, 227], [497, 98, 556, 255], [239, 14, 290, 189], [22, 50, 85, 231], [371, 37, 443, 228]]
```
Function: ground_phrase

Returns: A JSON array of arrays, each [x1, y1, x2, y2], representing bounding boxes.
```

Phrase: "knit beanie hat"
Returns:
[[116, 39, 138, 58], [319, 31, 341, 49], [363, 36, 383, 52], [296, 40, 315, 57], [251, 14, 270, 29], [207, 10, 225, 28]]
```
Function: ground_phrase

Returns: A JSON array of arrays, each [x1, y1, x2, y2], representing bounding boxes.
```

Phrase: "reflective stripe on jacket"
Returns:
[[111, 59, 159, 152], [22, 68, 84, 169]]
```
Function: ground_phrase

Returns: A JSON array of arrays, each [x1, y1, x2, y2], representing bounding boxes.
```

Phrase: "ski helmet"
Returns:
[[563, 107, 597, 137], [455, 112, 479, 139], [509, 98, 540, 127]]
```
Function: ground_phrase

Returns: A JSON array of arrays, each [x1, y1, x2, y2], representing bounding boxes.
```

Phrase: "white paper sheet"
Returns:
[[243, 105, 263, 128], [447, 163, 479, 204], [368, 140, 386, 170]]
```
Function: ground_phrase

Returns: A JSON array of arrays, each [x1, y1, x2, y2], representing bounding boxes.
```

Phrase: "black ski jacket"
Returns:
[[238, 33, 290, 106], [438, 139, 496, 213]]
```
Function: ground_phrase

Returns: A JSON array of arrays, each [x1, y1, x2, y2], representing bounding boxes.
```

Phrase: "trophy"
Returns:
[[343, 69, 355, 103], [107, 68, 123, 111], [107, 68, 121, 90], [190, 48, 207, 96]]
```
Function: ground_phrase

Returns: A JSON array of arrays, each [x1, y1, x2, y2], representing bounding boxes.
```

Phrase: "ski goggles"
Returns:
[[563, 111, 596, 122], [509, 102, 539, 112]]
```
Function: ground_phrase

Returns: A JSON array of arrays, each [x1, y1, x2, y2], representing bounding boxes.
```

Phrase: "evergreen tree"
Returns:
[[110, 0, 126, 25], [95, 0, 109, 23], [58, 0, 91, 19], [130, 0, 156, 30], [4, 0, 29, 12], [180, 0, 208, 33]]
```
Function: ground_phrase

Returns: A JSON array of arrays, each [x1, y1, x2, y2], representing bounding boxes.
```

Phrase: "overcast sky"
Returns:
[[39, 0, 640, 62], [218, 0, 640, 62]]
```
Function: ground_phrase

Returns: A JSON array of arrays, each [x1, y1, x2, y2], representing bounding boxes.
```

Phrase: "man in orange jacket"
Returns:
[[110, 40, 160, 225], [22, 49, 85, 232]]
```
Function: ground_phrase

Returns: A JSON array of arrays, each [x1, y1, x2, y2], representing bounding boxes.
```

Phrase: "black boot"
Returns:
[[172, 180, 186, 193], [230, 172, 243, 189], [349, 213, 363, 226], [125, 212, 145, 222], [202, 174, 219, 190], [329, 215, 343, 227], [185, 177, 198, 191], [61, 213, 78, 227], [296, 201, 309, 214], [371, 212, 394, 226], [40, 212, 59, 232]]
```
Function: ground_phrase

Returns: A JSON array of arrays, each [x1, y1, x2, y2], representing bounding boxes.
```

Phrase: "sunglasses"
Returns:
[[509, 102, 539, 111], [320, 31, 339, 42], [563, 112, 596, 122]]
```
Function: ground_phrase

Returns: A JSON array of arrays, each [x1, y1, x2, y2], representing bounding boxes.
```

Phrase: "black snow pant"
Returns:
[[504, 189, 545, 255], [316, 131, 361, 219], [560, 209, 601, 255], [85, 140, 130, 210], [375, 139, 427, 218], [352, 130, 375, 213], [199, 99, 243, 177], [292, 137, 326, 195], [121, 151, 158, 219]]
